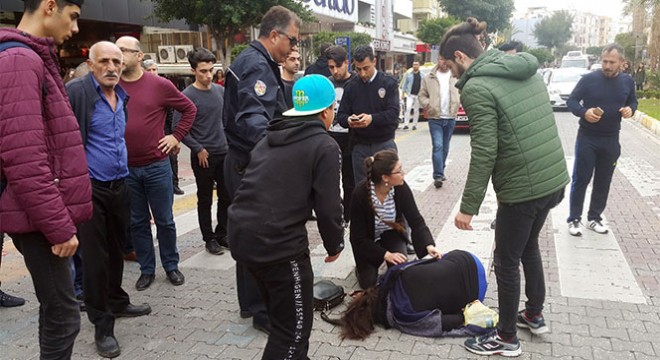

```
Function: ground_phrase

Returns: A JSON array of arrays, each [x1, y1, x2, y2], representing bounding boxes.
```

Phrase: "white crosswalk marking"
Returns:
[[434, 184, 497, 271], [551, 157, 646, 304], [616, 157, 660, 197]]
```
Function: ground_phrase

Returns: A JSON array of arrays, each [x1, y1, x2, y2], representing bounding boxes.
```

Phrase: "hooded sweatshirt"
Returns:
[[456, 50, 569, 215], [228, 116, 344, 265]]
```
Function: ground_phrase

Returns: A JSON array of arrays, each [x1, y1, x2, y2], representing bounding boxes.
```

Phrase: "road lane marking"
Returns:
[[552, 157, 646, 304], [434, 184, 498, 271]]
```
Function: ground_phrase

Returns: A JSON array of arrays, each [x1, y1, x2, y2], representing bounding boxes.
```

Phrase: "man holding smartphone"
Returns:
[[566, 43, 637, 236], [337, 45, 400, 184]]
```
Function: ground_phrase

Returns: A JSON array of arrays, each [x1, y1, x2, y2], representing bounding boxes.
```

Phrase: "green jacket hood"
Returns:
[[456, 50, 539, 90]]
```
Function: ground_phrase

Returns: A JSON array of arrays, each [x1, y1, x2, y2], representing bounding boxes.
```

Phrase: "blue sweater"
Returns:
[[567, 71, 637, 136]]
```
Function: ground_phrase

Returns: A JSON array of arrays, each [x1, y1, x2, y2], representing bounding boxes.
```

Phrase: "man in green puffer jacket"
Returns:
[[439, 18, 569, 357]]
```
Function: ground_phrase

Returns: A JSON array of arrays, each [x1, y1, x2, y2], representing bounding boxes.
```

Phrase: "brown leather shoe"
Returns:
[[123, 251, 137, 262]]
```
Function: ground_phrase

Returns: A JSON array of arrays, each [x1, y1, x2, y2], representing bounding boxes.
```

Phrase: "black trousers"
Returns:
[[191, 152, 230, 242], [354, 230, 408, 289], [170, 152, 179, 187], [329, 131, 355, 222], [248, 253, 314, 360], [78, 180, 131, 339], [10, 232, 80, 360], [494, 189, 564, 338], [223, 153, 269, 326]]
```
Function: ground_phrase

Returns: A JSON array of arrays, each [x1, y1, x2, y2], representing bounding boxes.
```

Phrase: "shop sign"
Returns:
[[373, 39, 391, 52], [302, 0, 357, 23]]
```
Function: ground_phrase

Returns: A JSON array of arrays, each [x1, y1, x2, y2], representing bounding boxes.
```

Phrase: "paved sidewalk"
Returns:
[[1, 112, 660, 359]]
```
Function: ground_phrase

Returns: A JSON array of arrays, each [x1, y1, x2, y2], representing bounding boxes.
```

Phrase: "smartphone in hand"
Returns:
[[349, 115, 362, 121], [593, 107, 604, 116]]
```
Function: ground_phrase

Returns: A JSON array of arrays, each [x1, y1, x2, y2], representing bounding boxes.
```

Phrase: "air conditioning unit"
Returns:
[[142, 52, 158, 62], [158, 46, 175, 64], [175, 45, 194, 63]]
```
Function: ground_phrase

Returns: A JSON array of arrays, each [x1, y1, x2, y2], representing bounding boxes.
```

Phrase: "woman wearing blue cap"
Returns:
[[227, 74, 344, 359]]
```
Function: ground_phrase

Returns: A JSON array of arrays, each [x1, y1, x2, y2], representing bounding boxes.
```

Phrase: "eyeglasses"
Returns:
[[119, 47, 140, 54], [277, 31, 298, 47]]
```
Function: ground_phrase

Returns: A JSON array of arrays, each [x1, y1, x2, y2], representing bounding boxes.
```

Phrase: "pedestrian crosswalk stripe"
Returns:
[[551, 157, 646, 304]]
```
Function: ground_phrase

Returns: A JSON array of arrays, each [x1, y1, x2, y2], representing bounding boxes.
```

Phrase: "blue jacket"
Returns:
[[223, 40, 288, 167], [401, 70, 420, 96]]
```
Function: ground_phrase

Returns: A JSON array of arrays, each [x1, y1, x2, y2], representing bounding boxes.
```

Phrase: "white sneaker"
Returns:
[[568, 220, 582, 236], [587, 220, 609, 234]]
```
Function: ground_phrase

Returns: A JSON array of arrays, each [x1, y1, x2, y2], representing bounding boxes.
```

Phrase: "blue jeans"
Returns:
[[568, 133, 620, 223], [126, 159, 179, 275], [352, 140, 397, 184], [428, 118, 456, 180]]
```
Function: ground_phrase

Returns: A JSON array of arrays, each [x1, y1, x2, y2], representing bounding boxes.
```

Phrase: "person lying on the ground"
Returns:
[[335, 250, 489, 339], [349, 149, 440, 289]]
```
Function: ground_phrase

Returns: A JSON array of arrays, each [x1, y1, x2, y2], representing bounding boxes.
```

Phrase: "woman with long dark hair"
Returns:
[[337, 249, 488, 339], [349, 149, 439, 289]]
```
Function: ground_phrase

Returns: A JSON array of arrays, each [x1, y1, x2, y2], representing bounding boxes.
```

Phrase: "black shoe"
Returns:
[[166, 269, 185, 286], [412, 125, 417, 130], [96, 335, 121, 358], [114, 303, 152, 318], [240, 310, 253, 319], [135, 274, 155, 291], [406, 243, 415, 255], [205, 239, 224, 255], [0, 289, 25, 307], [434, 179, 443, 189], [216, 235, 229, 249], [403, 125, 409, 130], [173, 186, 184, 195], [253, 321, 271, 335]]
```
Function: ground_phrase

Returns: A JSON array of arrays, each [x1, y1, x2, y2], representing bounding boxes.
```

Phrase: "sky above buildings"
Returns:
[[514, 0, 625, 19]]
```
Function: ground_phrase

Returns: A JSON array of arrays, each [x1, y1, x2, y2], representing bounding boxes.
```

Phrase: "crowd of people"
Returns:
[[0, 1, 638, 360]]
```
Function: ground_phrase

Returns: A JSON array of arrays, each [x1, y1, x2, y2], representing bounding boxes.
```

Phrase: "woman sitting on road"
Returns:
[[337, 249, 488, 339], [349, 149, 439, 289]]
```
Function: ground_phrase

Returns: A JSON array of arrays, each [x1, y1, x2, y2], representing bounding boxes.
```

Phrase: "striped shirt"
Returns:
[[370, 181, 396, 241]]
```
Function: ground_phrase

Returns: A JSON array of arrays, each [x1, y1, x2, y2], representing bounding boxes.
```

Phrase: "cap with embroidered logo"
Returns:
[[283, 74, 335, 117]]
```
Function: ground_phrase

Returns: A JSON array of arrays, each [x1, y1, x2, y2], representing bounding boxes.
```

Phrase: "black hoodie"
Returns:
[[228, 116, 344, 265]]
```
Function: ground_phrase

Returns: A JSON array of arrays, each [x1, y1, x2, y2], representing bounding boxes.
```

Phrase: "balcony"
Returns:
[[393, 0, 413, 20]]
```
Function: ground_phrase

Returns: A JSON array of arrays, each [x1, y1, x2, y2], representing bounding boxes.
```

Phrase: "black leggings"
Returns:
[[355, 230, 408, 289]]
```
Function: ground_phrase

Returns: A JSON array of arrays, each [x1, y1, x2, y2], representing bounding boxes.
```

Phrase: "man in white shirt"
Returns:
[[418, 59, 460, 188]]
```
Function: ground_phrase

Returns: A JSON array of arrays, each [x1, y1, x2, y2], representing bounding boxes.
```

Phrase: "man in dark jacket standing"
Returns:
[[228, 75, 344, 359], [566, 44, 636, 237], [223, 5, 300, 334], [304, 42, 332, 77], [440, 18, 569, 357], [0, 0, 93, 358], [67, 41, 152, 358], [337, 45, 400, 184]]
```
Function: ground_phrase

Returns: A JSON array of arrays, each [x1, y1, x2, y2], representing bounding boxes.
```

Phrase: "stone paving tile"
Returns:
[[348, 348, 391, 360]]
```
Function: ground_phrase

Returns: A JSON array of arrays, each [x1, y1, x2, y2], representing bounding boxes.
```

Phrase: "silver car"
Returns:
[[545, 68, 589, 110]]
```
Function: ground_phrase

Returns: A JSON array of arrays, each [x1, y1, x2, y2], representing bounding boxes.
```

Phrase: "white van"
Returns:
[[561, 52, 590, 69]]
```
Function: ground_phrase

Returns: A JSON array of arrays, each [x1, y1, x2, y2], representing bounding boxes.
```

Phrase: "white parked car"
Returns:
[[545, 68, 589, 110]]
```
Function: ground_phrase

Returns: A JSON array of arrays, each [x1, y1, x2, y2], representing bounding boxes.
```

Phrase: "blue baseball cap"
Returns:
[[283, 75, 335, 117]]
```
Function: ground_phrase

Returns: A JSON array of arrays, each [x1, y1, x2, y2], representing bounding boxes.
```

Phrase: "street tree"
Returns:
[[311, 32, 372, 58], [533, 10, 574, 52], [439, 0, 515, 34], [416, 17, 460, 46], [150, 0, 313, 65], [586, 46, 605, 56], [527, 48, 554, 65]]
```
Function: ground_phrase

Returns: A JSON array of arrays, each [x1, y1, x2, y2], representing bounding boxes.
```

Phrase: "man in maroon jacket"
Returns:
[[116, 36, 195, 291], [0, 0, 93, 358]]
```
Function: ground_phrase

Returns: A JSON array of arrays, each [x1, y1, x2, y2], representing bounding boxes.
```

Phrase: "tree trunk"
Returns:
[[649, 3, 660, 70]]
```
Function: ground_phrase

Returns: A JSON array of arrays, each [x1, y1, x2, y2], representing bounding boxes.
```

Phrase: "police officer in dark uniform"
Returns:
[[222, 5, 301, 335]]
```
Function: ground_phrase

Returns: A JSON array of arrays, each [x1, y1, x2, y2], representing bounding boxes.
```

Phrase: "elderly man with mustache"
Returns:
[[66, 41, 152, 358]]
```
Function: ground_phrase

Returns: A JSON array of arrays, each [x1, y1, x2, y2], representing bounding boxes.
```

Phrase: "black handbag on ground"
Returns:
[[313, 280, 345, 311]]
